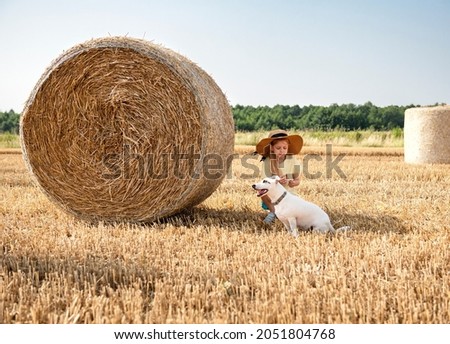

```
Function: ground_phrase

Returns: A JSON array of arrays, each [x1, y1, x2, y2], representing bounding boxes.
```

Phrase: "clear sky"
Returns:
[[1, 0, 449, 112]]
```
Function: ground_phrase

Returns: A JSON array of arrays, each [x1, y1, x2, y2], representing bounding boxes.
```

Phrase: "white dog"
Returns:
[[252, 176, 350, 237]]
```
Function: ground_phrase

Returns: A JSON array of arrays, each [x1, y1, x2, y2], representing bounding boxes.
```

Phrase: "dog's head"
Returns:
[[252, 176, 281, 197]]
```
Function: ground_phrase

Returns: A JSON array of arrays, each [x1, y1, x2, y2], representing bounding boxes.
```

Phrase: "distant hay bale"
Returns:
[[404, 105, 450, 164], [20, 37, 234, 223]]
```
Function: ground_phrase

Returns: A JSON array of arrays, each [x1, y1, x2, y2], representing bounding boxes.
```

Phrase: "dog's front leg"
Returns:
[[286, 217, 299, 238]]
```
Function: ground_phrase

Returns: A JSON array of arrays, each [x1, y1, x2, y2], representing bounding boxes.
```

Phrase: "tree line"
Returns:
[[233, 102, 416, 131], [0, 102, 421, 134]]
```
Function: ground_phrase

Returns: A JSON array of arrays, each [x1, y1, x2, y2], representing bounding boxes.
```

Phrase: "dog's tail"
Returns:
[[321, 223, 351, 233], [335, 226, 351, 232]]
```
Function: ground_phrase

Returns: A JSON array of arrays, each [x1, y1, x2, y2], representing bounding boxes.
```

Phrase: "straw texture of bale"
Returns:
[[404, 105, 450, 164], [20, 37, 234, 223]]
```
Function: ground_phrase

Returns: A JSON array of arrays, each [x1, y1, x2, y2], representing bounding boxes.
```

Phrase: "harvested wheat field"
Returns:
[[0, 146, 449, 324]]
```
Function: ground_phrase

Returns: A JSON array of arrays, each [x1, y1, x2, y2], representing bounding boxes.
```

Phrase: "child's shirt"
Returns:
[[261, 155, 301, 192]]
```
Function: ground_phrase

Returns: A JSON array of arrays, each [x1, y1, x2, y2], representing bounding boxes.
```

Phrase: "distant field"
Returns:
[[1, 142, 448, 324], [0, 133, 20, 149], [235, 129, 404, 148], [1, 130, 404, 150]]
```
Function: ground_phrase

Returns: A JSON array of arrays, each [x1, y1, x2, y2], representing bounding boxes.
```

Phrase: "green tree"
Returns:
[[0, 110, 20, 134]]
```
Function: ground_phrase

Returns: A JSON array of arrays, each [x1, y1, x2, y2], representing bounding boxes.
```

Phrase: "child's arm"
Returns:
[[287, 156, 301, 187], [287, 172, 300, 187], [288, 178, 299, 187]]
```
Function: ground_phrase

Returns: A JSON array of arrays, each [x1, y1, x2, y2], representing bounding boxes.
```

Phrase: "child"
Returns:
[[255, 129, 303, 224]]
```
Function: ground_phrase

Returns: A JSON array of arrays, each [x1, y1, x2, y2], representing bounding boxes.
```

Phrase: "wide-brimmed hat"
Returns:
[[255, 129, 303, 157]]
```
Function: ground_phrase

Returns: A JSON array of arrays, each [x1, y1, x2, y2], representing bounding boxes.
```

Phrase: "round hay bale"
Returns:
[[20, 36, 234, 223], [404, 105, 450, 164]]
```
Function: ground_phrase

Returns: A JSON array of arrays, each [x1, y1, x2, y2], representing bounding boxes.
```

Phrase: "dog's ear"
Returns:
[[272, 175, 281, 182]]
